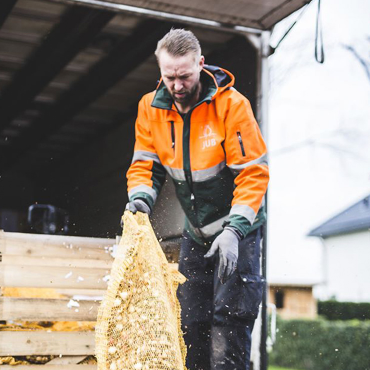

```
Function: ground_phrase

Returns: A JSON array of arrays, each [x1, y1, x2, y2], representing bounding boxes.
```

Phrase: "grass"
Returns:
[[269, 366, 302, 370]]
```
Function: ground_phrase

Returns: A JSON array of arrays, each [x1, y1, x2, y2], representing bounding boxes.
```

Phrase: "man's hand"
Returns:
[[125, 199, 151, 215], [204, 227, 240, 284]]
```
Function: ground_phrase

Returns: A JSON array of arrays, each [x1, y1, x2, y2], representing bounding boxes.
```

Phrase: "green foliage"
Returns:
[[268, 366, 302, 370], [318, 300, 370, 321], [269, 318, 370, 370]]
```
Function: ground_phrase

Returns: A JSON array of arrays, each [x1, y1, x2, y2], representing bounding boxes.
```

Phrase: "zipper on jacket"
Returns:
[[176, 98, 211, 241], [237, 131, 246, 156], [170, 121, 175, 151], [182, 113, 193, 190], [182, 109, 206, 240]]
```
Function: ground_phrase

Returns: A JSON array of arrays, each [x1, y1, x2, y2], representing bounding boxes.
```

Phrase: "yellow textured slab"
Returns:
[[95, 212, 187, 370]]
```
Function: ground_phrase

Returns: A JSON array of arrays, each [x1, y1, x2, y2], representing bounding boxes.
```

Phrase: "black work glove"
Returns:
[[125, 199, 151, 215], [204, 227, 240, 284]]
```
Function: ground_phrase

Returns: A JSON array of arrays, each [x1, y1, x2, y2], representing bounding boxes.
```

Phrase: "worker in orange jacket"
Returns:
[[126, 29, 269, 370]]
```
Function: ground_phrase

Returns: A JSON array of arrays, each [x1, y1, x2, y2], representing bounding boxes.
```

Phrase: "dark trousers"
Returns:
[[177, 228, 263, 370]]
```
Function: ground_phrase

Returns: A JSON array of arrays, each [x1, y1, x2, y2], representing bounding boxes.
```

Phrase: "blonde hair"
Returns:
[[155, 28, 201, 61]]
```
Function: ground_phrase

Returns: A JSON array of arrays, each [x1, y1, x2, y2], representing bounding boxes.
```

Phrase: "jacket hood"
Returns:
[[151, 64, 235, 110], [202, 65, 235, 96]]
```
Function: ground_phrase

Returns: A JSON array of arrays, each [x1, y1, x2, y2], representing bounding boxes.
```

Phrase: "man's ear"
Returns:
[[199, 55, 205, 70]]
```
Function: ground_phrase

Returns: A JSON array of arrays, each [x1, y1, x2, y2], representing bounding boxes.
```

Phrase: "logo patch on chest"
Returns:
[[200, 124, 217, 150]]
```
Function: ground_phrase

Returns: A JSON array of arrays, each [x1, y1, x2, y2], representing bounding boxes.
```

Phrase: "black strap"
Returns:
[[315, 0, 325, 63], [273, 0, 325, 64], [274, 3, 310, 50]]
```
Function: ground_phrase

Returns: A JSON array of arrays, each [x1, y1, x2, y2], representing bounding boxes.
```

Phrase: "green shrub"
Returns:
[[318, 300, 370, 321], [268, 367, 302, 370], [269, 318, 370, 370]]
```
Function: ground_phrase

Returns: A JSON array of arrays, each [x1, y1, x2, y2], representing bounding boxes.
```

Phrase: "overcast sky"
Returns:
[[267, 0, 370, 290]]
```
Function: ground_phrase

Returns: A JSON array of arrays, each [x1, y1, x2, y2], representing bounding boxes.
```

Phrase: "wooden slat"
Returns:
[[1, 255, 113, 269], [0, 229, 116, 248], [0, 297, 99, 321], [0, 331, 95, 356], [0, 366, 96, 370], [47, 355, 88, 365], [56, 289, 106, 297], [0, 265, 110, 289], [1, 244, 113, 260], [0, 230, 115, 260]]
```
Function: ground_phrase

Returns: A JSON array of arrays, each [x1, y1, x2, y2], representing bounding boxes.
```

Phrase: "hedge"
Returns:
[[269, 318, 370, 370], [318, 300, 370, 321]]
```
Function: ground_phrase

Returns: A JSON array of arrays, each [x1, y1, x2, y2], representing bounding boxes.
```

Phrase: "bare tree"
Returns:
[[342, 37, 370, 82]]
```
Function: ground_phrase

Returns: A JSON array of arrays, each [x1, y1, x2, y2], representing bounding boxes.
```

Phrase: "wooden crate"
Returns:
[[0, 230, 117, 368]]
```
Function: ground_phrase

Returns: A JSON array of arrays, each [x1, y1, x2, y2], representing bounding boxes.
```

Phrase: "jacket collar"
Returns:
[[151, 65, 232, 110]]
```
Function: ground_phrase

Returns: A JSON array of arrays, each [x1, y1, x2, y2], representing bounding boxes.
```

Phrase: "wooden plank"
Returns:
[[0, 297, 99, 321], [0, 229, 178, 263], [0, 244, 113, 260], [0, 230, 115, 260], [47, 355, 88, 365], [0, 365, 96, 369], [56, 289, 106, 297], [0, 230, 116, 250], [0, 331, 95, 356], [0, 265, 110, 289], [1, 255, 113, 269], [1, 288, 105, 299]]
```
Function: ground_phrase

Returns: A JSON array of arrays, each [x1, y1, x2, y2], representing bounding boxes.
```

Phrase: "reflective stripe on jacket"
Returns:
[[127, 65, 269, 243]]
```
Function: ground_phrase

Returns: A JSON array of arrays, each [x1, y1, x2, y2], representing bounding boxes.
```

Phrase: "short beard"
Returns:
[[171, 82, 200, 105]]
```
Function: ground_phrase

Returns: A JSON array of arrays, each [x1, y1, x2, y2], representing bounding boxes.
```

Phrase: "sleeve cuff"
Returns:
[[224, 226, 242, 241], [227, 214, 252, 239], [129, 191, 154, 211]]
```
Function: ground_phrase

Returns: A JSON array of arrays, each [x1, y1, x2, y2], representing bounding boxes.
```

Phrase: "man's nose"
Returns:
[[174, 80, 183, 92]]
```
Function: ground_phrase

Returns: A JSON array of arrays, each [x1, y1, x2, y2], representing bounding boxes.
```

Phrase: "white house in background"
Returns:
[[308, 195, 370, 302]]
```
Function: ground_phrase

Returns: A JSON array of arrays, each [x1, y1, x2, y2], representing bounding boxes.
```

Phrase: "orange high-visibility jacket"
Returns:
[[127, 65, 269, 243]]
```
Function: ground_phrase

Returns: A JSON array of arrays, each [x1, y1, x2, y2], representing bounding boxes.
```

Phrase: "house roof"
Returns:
[[308, 195, 370, 238]]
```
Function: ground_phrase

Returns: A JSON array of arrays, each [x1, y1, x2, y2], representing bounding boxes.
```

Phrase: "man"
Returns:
[[126, 28, 269, 370]]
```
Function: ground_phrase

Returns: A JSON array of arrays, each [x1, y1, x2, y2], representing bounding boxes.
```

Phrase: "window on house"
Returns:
[[275, 290, 285, 309]]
